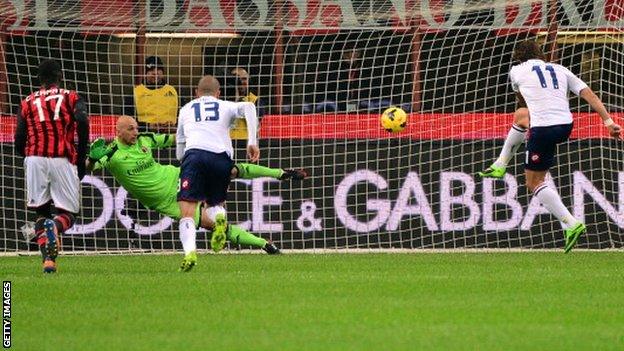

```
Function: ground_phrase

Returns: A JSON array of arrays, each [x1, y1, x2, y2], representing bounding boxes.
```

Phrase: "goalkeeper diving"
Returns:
[[88, 115, 306, 255]]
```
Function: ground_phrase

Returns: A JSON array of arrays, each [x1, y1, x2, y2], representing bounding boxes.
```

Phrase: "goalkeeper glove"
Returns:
[[89, 138, 109, 161]]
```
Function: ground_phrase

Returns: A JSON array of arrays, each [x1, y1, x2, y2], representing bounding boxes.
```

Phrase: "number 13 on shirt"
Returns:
[[191, 101, 220, 122]]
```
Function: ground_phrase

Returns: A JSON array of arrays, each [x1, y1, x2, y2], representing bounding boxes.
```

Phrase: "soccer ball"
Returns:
[[380, 107, 407, 133]]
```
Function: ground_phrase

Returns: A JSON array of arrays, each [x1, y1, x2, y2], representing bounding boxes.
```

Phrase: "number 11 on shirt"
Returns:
[[532, 65, 559, 89]]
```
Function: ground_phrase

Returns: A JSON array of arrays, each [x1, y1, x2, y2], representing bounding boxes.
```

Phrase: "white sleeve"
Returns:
[[562, 67, 588, 96], [509, 67, 519, 92], [237, 102, 258, 146], [175, 110, 186, 160]]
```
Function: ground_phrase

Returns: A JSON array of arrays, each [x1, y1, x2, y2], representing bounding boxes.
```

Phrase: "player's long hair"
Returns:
[[512, 41, 546, 63]]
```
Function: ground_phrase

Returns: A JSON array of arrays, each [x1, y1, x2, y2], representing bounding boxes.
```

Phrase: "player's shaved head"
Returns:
[[116, 115, 136, 131], [116, 115, 139, 145], [513, 40, 546, 63], [196, 75, 220, 97]]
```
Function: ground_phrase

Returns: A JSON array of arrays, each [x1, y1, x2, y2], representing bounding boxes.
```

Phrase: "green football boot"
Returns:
[[179, 251, 197, 272], [211, 213, 227, 253], [478, 165, 506, 179], [564, 222, 586, 254]]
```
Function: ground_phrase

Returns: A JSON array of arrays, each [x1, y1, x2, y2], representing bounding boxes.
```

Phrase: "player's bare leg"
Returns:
[[479, 108, 529, 178], [526, 169, 585, 253], [178, 200, 198, 272]]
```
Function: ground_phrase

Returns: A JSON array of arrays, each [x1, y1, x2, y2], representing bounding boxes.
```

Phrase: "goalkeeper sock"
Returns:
[[179, 217, 197, 254], [534, 184, 578, 229], [494, 124, 526, 168], [236, 163, 283, 179], [227, 225, 267, 248]]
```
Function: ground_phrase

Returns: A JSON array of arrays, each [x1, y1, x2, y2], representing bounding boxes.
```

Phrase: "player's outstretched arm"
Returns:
[[142, 132, 175, 149], [579, 88, 621, 138], [86, 139, 104, 171], [247, 144, 260, 162], [86, 138, 116, 171], [237, 102, 260, 162], [14, 107, 27, 157], [175, 116, 186, 161]]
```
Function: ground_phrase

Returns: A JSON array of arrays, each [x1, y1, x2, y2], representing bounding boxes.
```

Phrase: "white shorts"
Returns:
[[24, 156, 80, 213]]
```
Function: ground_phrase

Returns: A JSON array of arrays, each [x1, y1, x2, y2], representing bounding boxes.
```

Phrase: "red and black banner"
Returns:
[[2, 113, 623, 142]]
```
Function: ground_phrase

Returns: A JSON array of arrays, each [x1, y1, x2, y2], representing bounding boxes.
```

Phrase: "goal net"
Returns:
[[1, 0, 623, 253]]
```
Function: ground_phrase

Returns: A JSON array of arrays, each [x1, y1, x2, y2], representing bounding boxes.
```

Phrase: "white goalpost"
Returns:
[[1, 0, 623, 253]]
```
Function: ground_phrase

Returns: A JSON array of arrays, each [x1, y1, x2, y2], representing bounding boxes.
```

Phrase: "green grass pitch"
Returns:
[[3, 252, 624, 350]]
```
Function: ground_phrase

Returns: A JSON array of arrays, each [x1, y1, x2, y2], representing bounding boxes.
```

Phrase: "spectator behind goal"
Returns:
[[227, 67, 267, 140], [125, 56, 179, 133]]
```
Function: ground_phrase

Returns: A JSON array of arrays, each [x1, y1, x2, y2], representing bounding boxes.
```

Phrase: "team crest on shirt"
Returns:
[[531, 153, 540, 162], [141, 146, 148, 153], [181, 178, 190, 190]]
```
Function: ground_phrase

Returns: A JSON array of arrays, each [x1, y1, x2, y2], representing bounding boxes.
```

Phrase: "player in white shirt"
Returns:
[[479, 40, 621, 253], [176, 84, 259, 161], [175, 75, 260, 271]]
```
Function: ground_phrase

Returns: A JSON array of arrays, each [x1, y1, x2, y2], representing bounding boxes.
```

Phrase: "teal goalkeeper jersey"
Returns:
[[94, 133, 179, 211]]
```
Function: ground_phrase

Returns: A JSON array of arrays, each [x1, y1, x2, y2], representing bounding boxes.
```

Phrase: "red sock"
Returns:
[[53, 213, 74, 233], [36, 231, 46, 247]]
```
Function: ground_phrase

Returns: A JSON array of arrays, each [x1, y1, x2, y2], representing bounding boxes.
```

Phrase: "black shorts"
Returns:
[[525, 123, 573, 171], [177, 149, 234, 206]]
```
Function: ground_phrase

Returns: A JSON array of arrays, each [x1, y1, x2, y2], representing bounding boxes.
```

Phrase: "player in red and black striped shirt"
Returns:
[[14, 60, 89, 273]]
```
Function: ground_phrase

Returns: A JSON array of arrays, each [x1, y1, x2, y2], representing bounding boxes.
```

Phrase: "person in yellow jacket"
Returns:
[[123, 56, 179, 224], [129, 56, 179, 133], [229, 67, 266, 140]]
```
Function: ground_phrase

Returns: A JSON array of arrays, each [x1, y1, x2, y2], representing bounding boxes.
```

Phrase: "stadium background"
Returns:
[[1, 0, 624, 252]]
